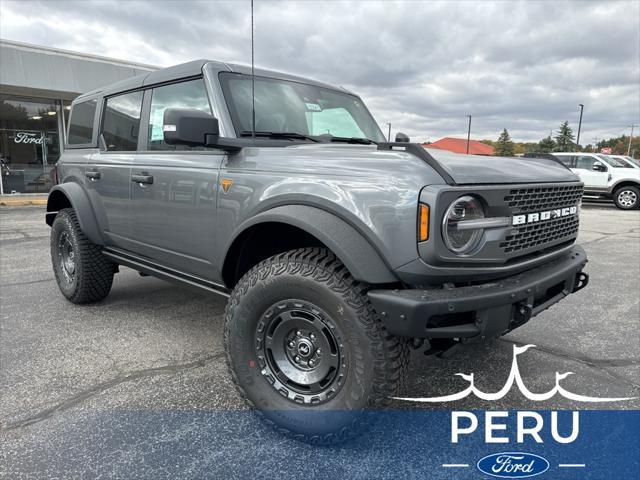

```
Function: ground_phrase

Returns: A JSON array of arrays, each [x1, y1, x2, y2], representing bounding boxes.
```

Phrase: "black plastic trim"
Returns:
[[103, 248, 230, 297], [368, 245, 588, 339], [46, 183, 104, 245], [377, 142, 456, 185]]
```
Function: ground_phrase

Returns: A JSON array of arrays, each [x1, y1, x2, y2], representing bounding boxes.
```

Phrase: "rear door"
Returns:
[[130, 78, 225, 280], [86, 90, 144, 247]]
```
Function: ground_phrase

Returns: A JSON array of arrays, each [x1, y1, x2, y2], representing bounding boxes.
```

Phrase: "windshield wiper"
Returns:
[[240, 131, 320, 142], [320, 135, 378, 145]]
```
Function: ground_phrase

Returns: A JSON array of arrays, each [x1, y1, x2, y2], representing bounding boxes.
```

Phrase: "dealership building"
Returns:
[[0, 39, 157, 194]]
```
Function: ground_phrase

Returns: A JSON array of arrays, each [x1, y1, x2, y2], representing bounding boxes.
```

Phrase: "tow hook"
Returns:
[[574, 272, 589, 292], [512, 301, 533, 328]]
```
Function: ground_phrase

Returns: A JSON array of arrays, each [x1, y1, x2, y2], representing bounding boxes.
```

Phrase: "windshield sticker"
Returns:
[[305, 102, 322, 112]]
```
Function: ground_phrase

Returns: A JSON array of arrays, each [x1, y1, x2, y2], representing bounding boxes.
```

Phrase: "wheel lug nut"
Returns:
[[294, 355, 301, 363], [296, 330, 302, 337], [308, 359, 315, 367], [309, 333, 315, 340], [288, 341, 295, 348], [316, 348, 322, 355]]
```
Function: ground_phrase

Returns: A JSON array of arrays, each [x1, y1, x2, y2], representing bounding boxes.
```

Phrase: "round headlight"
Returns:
[[442, 195, 485, 254]]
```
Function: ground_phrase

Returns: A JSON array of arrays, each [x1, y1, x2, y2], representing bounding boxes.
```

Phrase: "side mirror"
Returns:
[[395, 132, 410, 143], [592, 161, 607, 172], [163, 108, 220, 147]]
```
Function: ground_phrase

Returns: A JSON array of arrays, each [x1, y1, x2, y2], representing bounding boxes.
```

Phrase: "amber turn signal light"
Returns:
[[418, 203, 429, 242]]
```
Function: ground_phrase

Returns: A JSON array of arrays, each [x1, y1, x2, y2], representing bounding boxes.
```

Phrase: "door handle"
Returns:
[[131, 174, 154, 185], [85, 170, 101, 180]]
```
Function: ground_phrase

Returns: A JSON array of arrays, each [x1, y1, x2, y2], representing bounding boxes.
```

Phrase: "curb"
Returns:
[[0, 198, 48, 206]]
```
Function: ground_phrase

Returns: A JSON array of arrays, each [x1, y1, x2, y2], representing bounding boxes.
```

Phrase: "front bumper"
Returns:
[[368, 245, 588, 339]]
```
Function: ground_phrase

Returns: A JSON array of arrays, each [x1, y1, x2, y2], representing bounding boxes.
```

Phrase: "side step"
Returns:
[[103, 248, 230, 298]]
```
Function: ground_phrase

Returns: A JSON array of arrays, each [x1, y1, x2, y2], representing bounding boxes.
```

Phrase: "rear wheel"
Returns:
[[224, 248, 408, 444], [50, 208, 114, 303], [613, 186, 640, 209]]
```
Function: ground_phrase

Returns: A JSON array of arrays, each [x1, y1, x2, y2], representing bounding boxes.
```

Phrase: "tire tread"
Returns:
[[51, 208, 114, 303], [223, 247, 409, 444]]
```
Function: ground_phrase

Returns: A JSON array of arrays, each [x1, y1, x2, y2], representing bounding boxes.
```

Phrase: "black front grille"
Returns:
[[500, 215, 580, 254], [504, 185, 583, 213]]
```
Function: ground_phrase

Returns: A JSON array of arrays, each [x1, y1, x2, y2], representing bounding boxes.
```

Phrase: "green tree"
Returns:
[[494, 128, 515, 156], [554, 121, 575, 151], [537, 135, 556, 153]]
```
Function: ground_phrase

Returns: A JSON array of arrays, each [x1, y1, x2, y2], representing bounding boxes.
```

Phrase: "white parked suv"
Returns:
[[554, 152, 640, 209], [610, 155, 640, 169]]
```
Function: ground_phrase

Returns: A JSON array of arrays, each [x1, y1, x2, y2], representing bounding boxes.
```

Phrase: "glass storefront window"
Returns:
[[0, 94, 61, 193]]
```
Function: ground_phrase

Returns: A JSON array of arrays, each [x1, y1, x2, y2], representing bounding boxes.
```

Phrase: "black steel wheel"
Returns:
[[57, 230, 76, 284], [255, 299, 347, 404], [224, 248, 409, 444]]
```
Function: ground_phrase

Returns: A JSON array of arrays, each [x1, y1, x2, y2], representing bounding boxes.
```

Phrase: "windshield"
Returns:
[[219, 72, 385, 142], [597, 154, 634, 168]]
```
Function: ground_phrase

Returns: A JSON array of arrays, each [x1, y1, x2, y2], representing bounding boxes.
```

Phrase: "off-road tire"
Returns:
[[224, 247, 409, 444], [50, 208, 114, 303], [613, 185, 640, 210]]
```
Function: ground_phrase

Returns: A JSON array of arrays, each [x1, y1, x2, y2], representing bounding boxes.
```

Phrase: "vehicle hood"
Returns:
[[268, 144, 580, 185], [424, 148, 580, 184]]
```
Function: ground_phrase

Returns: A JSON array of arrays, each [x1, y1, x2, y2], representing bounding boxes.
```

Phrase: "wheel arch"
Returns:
[[221, 205, 398, 288], [46, 183, 104, 245], [611, 179, 640, 192]]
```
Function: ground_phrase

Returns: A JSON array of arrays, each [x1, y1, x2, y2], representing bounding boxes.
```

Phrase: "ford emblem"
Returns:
[[477, 452, 550, 478]]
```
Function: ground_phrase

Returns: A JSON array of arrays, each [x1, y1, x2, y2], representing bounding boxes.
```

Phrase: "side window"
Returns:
[[575, 156, 597, 170], [556, 155, 574, 167], [148, 79, 212, 151], [68, 99, 97, 145], [102, 91, 143, 152]]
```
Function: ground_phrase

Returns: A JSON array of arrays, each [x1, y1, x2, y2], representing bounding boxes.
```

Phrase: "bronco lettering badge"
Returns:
[[512, 206, 578, 226]]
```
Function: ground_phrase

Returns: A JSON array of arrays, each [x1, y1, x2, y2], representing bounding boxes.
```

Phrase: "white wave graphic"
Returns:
[[393, 344, 637, 403]]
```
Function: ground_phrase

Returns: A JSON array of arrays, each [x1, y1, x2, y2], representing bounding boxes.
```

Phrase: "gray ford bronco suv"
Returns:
[[47, 60, 589, 442]]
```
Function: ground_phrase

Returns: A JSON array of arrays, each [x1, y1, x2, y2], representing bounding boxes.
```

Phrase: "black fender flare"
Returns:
[[46, 183, 104, 245], [226, 205, 398, 284]]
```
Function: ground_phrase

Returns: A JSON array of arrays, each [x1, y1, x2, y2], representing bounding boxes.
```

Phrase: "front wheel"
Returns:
[[613, 186, 640, 209], [224, 248, 408, 444], [50, 208, 114, 303]]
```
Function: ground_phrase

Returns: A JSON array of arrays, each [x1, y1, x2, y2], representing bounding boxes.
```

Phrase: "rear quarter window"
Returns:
[[102, 91, 144, 152], [67, 99, 97, 145]]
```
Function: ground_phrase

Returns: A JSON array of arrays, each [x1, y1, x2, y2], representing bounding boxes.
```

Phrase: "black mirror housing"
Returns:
[[395, 132, 410, 143], [163, 108, 219, 147], [592, 162, 607, 172]]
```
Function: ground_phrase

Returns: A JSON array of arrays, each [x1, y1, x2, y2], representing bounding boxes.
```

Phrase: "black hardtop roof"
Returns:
[[73, 59, 351, 103]]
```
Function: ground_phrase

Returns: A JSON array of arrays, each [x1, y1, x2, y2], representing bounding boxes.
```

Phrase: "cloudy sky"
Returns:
[[2, 0, 639, 143]]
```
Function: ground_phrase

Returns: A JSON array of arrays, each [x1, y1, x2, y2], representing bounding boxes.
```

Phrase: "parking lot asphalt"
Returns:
[[1, 202, 639, 479]]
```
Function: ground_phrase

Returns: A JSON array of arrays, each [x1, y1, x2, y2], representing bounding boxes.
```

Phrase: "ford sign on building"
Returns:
[[0, 39, 156, 194]]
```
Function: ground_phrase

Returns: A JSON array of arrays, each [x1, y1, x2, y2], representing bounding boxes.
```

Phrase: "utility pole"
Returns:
[[628, 124, 638, 156], [387, 123, 391, 142], [576, 104, 584, 149], [466, 115, 472, 154]]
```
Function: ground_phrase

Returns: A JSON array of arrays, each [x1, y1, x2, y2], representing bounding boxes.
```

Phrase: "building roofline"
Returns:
[[0, 38, 159, 71]]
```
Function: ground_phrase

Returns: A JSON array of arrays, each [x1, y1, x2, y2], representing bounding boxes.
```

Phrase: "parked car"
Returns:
[[46, 60, 589, 442], [609, 154, 640, 169], [553, 152, 640, 209]]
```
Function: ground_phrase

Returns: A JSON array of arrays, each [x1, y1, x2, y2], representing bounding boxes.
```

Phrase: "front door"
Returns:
[[572, 155, 609, 190], [130, 79, 224, 280]]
